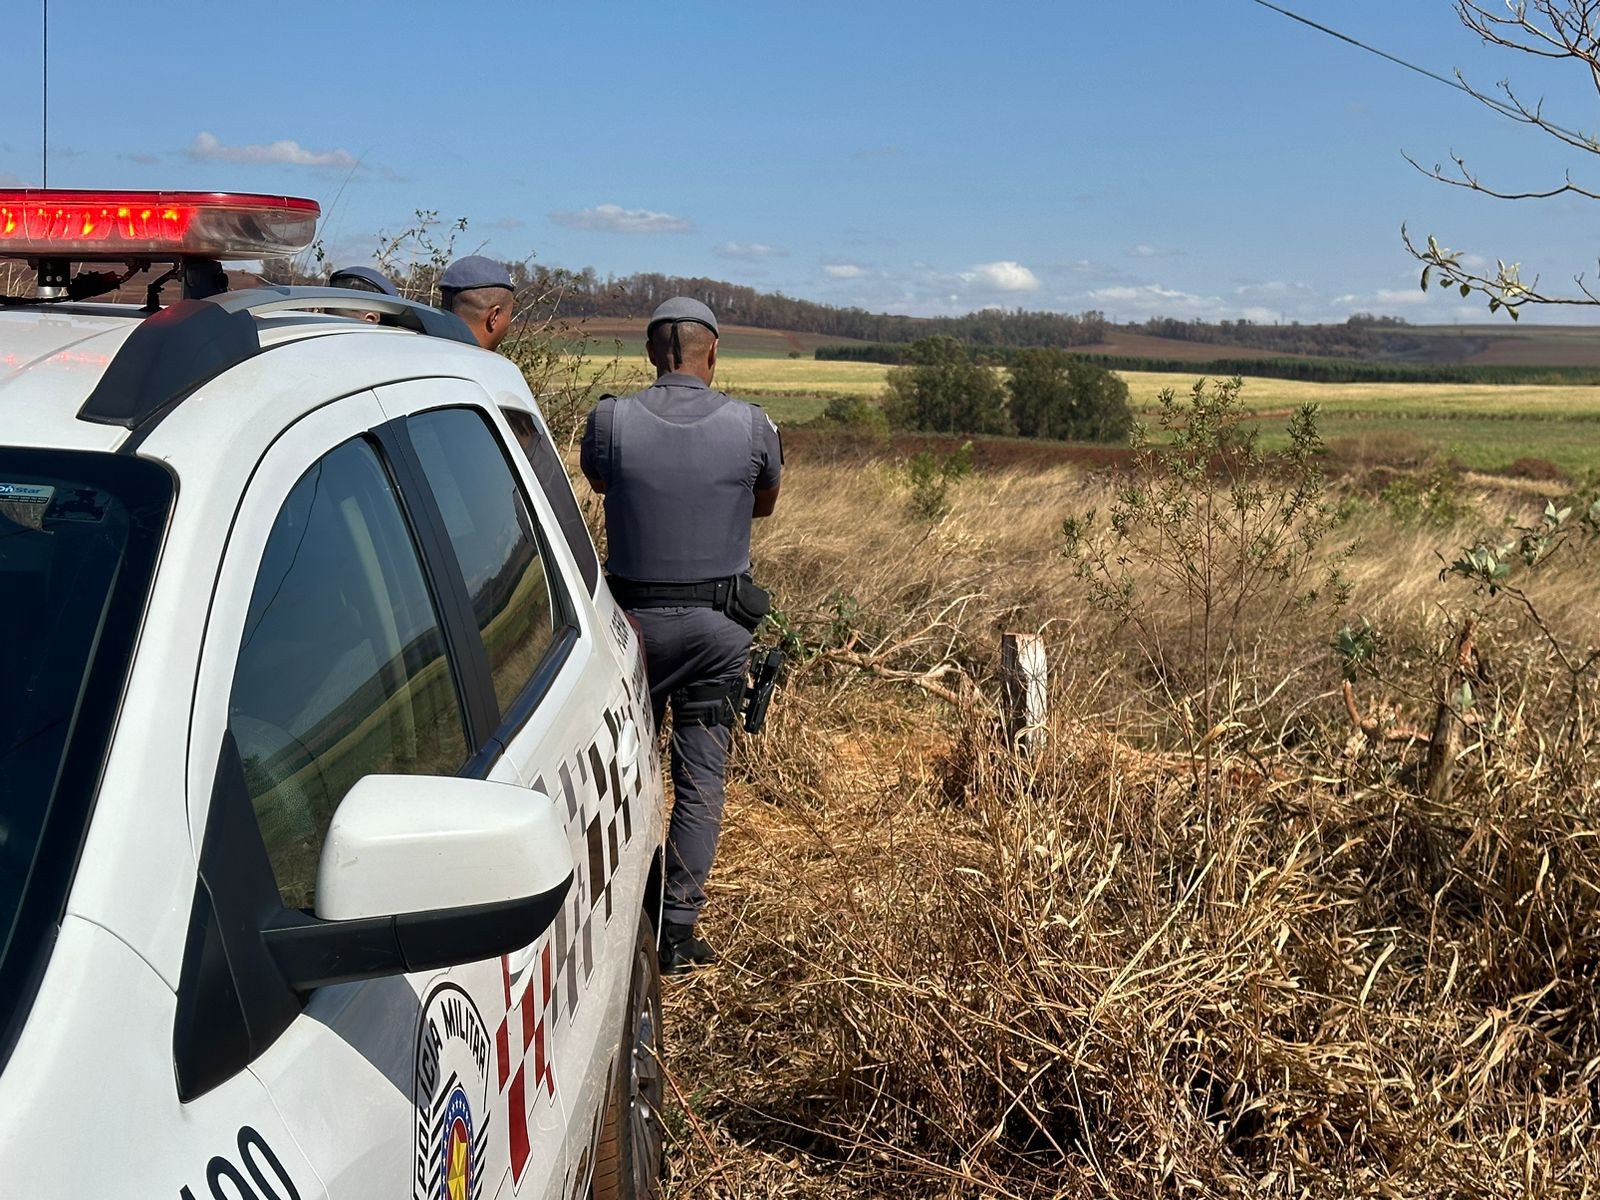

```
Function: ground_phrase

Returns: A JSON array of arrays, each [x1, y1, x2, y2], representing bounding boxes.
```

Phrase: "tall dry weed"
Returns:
[[657, 449, 1598, 1198]]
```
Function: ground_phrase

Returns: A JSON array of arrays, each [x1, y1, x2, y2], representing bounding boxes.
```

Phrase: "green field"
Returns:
[[698, 357, 1600, 474], [568, 347, 1600, 473]]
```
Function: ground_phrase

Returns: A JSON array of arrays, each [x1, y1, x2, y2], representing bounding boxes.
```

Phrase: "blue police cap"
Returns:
[[327, 265, 398, 296], [440, 255, 514, 293], [647, 296, 719, 338]]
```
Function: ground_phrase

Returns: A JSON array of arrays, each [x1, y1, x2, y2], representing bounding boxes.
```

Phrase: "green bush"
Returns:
[[1007, 347, 1133, 442], [883, 337, 1011, 435], [904, 441, 974, 520], [1378, 466, 1473, 528], [813, 395, 890, 438]]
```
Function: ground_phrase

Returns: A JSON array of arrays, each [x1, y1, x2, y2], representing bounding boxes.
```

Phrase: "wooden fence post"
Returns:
[[1001, 632, 1048, 756]]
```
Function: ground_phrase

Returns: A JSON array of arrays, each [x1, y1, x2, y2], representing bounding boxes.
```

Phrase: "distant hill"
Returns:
[[1081, 329, 1289, 362], [1065, 316, 1600, 368], [524, 267, 1108, 348], [1422, 323, 1600, 367], [576, 312, 1600, 375], [541, 269, 1600, 368], [571, 319, 871, 359]]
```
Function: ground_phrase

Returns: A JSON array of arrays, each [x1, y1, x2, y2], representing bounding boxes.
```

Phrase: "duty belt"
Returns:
[[607, 576, 731, 610]]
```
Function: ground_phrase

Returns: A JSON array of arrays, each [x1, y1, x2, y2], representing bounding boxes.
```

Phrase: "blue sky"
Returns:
[[4, 0, 1600, 324]]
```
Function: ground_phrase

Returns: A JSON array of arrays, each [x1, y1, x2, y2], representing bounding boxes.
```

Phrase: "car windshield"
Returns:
[[0, 448, 172, 1062]]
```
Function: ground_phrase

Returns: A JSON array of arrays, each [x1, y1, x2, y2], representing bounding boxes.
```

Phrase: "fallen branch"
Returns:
[[1343, 680, 1430, 745], [816, 648, 979, 711]]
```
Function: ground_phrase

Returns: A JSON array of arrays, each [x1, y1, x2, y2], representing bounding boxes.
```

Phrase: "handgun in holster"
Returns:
[[742, 647, 784, 734]]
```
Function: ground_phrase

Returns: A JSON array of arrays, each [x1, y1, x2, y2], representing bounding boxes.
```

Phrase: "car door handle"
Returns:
[[506, 942, 537, 979], [618, 719, 641, 773]]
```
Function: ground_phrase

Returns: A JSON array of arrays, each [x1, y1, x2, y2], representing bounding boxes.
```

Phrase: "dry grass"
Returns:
[[657, 455, 1600, 1197]]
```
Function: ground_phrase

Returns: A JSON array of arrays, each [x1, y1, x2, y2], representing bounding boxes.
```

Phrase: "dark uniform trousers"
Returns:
[[627, 604, 752, 927]]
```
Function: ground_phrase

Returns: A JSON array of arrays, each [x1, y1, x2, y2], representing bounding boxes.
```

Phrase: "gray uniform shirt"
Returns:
[[581, 372, 782, 582]]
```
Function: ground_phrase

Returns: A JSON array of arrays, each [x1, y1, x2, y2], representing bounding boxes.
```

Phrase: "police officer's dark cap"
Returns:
[[647, 296, 719, 338], [440, 255, 514, 293], [328, 265, 398, 296]]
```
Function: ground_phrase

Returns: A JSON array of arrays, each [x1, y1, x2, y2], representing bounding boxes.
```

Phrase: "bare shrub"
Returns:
[[1064, 378, 1351, 789]]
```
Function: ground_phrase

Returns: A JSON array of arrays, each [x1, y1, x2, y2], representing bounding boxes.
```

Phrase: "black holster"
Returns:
[[673, 680, 738, 728]]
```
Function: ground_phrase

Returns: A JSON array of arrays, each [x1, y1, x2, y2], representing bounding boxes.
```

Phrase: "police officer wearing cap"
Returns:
[[439, 255, 517, 351], [327, 265, 398, 324], [581, 297, 782, 975]]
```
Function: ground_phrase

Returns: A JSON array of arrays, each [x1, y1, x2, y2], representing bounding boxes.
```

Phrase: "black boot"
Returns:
[[659, 921, 716, 976]]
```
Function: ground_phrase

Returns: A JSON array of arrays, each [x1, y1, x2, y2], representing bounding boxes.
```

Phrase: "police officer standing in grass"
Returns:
[[439, 255, 517, 351], [581, 297, 782, 975]]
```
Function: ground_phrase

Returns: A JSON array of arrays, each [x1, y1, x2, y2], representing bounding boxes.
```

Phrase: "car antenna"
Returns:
[[41, 0, 48, 188]]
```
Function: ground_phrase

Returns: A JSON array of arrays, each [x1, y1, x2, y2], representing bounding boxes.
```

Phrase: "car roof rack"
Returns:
[[77, 286, 478, 430]]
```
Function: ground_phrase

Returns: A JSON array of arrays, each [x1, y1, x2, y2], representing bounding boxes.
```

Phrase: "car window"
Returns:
[[0, 449, 172, 1059], [502, 406, 601, 595], [229, 437, 466, 911], [407, 407, 564, 717]]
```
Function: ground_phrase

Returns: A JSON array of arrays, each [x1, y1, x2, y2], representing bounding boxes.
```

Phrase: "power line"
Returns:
[[1246, 0, 1586, 144]]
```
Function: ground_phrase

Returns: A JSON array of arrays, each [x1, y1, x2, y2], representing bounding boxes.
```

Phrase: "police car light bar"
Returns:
[[0, 190, 320, 260]]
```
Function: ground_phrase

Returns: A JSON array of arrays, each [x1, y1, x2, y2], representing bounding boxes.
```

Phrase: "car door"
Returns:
[[182, 390, 567, 1200], [373, 380, 648, 1197]]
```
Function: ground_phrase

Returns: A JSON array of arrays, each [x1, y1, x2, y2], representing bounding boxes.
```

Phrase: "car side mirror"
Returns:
[[261, 775, 573, 993]]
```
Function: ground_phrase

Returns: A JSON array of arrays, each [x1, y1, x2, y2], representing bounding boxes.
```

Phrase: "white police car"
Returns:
[[0, 191, 666, 1199]]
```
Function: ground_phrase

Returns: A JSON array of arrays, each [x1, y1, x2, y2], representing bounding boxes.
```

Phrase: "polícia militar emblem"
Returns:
[[414, 984, 491, 1200]]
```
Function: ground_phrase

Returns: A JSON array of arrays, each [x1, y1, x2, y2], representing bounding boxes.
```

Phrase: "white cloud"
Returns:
[[1332, 286, 1432, 310], [1130, 243, 1182, 258], [823, 262, 868, 279], [714, 241, 787, 260], [188, 131, 356, 169], [549, 203, 692, 234], [1091, 284, 1195, 304], [1234, 280, 1312, 299], [961, 260, 1041, 292], [1374, 287, 1436, 307], [1086, 283, 1231, 320]]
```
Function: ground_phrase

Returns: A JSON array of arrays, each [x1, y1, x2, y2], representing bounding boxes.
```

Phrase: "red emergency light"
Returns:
[[0, 190, 319, 259]]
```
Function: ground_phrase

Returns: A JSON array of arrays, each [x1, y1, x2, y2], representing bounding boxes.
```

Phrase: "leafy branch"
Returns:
[[1404, 1, 1600, 313]]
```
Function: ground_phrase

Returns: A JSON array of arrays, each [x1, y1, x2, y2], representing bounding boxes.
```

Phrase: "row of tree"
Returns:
[[524, 267, 1110, 346], [1074, 354, 1600, 386], [881, 337, 1133, 442], [822, 342, 1600, 386], [1133, 315, 1440, 360]]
